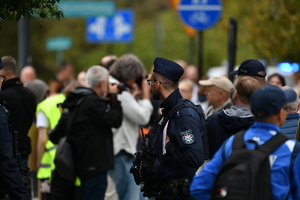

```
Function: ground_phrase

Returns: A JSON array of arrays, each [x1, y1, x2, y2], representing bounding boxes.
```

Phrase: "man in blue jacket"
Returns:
[[190, 85, 300, 200], [280, 86, 300, 139]]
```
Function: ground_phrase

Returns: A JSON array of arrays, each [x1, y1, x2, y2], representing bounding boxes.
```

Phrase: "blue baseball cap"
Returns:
[[153, 57, 184, 83], [251, 85, 297, 118], [230, 59, 266, 77]]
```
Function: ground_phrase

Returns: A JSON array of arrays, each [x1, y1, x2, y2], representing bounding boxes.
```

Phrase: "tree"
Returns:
[[0, 0, 63, 22], [245, 0, 300, 63]]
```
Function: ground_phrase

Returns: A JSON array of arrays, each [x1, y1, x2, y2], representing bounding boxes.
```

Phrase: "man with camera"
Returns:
[[108, 54, 153, 200], [49, 65, 123, 200], [0, 58, 31, 199]]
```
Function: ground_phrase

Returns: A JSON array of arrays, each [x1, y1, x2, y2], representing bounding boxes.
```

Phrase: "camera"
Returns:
[[117, 82, 128, 93], [111, 82, 130, 94]]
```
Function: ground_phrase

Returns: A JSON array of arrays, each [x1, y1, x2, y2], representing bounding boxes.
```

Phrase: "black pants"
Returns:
[[51, 169, 80, 200]]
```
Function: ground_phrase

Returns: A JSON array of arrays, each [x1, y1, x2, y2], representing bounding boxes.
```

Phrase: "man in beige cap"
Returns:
[[199, 76, 233, 118]]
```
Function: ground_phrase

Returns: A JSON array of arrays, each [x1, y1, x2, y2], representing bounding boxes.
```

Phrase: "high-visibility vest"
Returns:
[[37, 94, 65, 179], [36, 94, 81, 186]]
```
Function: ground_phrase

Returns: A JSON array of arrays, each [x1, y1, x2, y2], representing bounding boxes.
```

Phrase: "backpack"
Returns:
[[211, 131, 288, 200], [130, 100, 208, 196]]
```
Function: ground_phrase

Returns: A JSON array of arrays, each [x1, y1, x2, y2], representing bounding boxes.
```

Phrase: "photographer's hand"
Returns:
[[131, 83, 142, 100]]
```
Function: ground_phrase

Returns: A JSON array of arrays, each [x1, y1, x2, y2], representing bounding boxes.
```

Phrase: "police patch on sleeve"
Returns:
[[180, 129, 195, 144]]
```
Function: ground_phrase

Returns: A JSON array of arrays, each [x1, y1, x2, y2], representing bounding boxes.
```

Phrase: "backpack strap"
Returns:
[[258, 133, 288, 155], [165, 100, 209, 160], [165, 100, 205, 120], [165, 102, 187, 120], [232, 130, 247, 151], [66, 97, 86, 136]]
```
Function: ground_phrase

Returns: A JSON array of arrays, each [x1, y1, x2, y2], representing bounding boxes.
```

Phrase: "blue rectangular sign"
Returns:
[[46, 37, 72, 51], [59, 1, 115, 17], [86, 9, 134, 43]]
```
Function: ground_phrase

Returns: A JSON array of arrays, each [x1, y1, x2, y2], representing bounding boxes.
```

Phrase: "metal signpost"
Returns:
[[46, 36, 72, 64], [42, 1, 116, 63], [178, 0, 222, 77], [21, 1, 116, 69]]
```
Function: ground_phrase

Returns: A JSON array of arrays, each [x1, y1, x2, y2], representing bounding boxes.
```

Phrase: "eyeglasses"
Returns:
[[0, 75, 6, 82], [147, 79, 162, 86]]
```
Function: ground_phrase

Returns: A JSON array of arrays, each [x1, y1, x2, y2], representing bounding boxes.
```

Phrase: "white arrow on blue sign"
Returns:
[[178, 0, 222, 31], [86, 9, 134, 43]]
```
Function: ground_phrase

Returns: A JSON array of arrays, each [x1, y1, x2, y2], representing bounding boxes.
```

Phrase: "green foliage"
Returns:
[[0, 0, 64, 21], [245, 0, 300, 63], [4, 0, 298, 82]]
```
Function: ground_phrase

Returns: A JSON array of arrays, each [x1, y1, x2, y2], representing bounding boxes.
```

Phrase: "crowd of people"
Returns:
[[1, 54, 300, 200]]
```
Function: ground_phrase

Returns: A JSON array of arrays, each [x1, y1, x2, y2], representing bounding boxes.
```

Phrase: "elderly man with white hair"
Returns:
[[199, 76, 234, 118]]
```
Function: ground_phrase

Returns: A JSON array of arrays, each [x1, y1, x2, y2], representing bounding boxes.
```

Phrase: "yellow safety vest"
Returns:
[[36, 94, 81, 186], [37, 94, 65, 179]]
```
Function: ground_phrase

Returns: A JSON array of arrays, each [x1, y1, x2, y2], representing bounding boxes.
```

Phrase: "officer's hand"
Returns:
[[166, 134, 170, 144]]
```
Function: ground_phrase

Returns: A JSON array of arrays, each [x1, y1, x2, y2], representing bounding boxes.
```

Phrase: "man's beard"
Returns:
[[152, 89, 160, 100]]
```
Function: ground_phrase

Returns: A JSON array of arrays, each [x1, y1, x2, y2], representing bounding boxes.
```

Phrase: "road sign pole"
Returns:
[[197, 31, 203, 78], [178, 0, 222, 76], [228, 17, 237, 82], [56, 51, 64, 64], [18, 18, 31, 72], [188, 36, 195, 65]]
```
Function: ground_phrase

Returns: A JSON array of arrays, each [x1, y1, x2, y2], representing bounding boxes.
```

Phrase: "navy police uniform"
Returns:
[[137, 57, 207, 200], [159, 89, 205, 180], [0, 103, 31, 199]]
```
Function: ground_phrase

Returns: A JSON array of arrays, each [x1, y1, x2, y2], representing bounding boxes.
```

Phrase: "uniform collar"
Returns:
[[160, 89, 184, 116]]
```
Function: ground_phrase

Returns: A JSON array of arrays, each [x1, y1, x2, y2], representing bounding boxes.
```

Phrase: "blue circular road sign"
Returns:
[[178, 0, 222, 31]]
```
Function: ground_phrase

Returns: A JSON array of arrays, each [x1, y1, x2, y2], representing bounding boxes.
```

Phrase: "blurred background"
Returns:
[[1, 0, 300, 84]]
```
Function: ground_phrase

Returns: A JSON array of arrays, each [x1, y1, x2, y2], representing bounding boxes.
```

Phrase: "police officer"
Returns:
[[0, 59, 31, 200], [136, 57, 207, 199]]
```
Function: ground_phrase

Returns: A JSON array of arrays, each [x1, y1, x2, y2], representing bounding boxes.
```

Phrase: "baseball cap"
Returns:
[[250, 85, 297, 118], [153, 57, 184, 83], [229, 59, 266, 77], [199, 76, 233, 93]]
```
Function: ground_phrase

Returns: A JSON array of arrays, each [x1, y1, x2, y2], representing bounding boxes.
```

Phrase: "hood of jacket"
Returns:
[[62, 87, 95, 109], [218, 105, 255, 133]]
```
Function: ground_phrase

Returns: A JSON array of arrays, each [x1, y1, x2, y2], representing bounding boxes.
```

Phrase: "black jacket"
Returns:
[[0, 78, 36, 159], [206, 105, 255, 159], [50, 87, 123, 179]]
